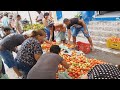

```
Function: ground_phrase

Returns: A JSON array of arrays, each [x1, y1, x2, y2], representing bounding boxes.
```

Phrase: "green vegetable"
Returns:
[[23, 24, 45, 31]]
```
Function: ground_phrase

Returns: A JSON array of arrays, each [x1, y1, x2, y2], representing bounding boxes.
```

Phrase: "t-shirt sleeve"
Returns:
[[34, 42, 43, 55]]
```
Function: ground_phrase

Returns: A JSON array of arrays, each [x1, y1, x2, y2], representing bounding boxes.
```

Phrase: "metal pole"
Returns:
[[28, 11, 32, 25], [17, 11, 19, 15]]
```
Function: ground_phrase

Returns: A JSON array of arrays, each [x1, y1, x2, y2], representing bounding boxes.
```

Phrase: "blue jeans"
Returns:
[[70, 26, 90, 38], [15, 60, 33, 75], [0, 50, 16, 68], [44, 27, 50, 40]]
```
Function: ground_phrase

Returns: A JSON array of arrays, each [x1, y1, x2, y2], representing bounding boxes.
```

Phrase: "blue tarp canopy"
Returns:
[[81, 11, 95, 24], [56, 11, 62, 20]]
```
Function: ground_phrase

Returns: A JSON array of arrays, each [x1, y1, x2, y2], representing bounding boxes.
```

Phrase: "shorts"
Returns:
[[44, 27, 50, 40], [70, 26, 90, 38], [0, 50, 16, 68], [55, 32, 66, 42]]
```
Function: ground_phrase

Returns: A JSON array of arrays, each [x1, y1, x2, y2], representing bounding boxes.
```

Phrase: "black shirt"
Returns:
[[67, 18, 82, 29]]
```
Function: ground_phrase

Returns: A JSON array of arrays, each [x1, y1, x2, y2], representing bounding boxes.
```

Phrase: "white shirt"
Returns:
[[37, 13, 44, 20]]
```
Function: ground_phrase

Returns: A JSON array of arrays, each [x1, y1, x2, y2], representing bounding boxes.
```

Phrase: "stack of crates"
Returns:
[[106, 37, 120, 50]]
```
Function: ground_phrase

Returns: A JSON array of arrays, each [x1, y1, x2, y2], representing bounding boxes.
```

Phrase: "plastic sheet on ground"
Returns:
[[58, 71, 72, 79]]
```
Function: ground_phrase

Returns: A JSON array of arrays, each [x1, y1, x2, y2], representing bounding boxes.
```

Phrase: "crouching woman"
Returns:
[[15, 30, 43, 78]]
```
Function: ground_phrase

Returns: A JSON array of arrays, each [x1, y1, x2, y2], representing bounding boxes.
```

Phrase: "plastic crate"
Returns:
[[106, 38, 120, 50], [77, 41, 91, 54], [110, 42, 120, 49], [106, 39, 111, 48]]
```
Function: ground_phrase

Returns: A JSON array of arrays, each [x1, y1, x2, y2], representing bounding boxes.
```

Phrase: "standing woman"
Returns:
[[15, 30, 43, 77], [42, 12, 54, 41]]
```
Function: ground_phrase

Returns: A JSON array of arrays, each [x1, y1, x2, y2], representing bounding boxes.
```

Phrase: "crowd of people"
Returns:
[[0, 12, 120, 79]]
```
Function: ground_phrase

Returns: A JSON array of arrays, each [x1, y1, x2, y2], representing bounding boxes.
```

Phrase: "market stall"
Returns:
[[41, 42, 107, 79]]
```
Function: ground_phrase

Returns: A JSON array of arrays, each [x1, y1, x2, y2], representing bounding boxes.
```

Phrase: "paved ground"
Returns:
[[76, 36, 120, 65], [85, 49, 120, 65]]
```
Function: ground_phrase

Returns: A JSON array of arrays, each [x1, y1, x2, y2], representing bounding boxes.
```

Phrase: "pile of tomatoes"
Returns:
[[41, 42, 106, 79], [57, 51, 106, 79]]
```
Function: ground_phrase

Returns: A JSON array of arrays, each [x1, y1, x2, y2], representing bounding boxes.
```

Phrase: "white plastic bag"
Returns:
[[58, 71, 72, 79]]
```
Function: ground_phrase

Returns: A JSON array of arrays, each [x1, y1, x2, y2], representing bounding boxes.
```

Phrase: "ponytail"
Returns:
[[28, 29, 45, 38], [30, 30, 39, 37]]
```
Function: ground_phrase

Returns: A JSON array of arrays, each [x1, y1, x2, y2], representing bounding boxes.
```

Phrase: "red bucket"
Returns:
[[77, 41, 91, 54], [53, 40, 56, 42]]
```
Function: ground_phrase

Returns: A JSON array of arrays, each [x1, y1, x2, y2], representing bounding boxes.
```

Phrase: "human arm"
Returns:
[[44, 38, 52, 44], [67, 29, 71, 44], [60, 60, 69, 69], [49, 29, 53, 42], [34, 54, 41, 61], [34, 42, 43, 61]]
